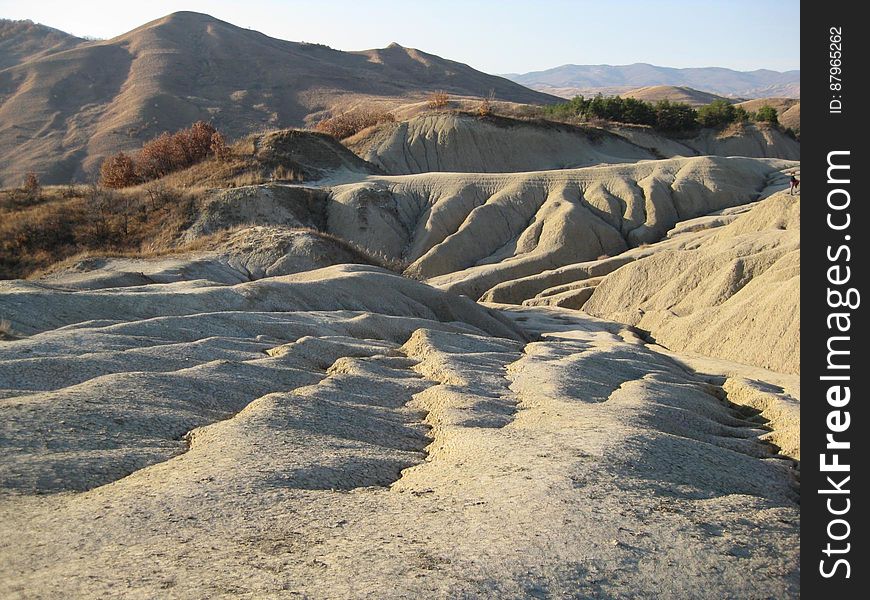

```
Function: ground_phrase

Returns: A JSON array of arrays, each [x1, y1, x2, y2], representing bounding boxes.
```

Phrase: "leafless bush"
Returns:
[[210, 131, 231, 161], [1, 180, 201, 279], [81, 182, 114, 244], [476, 90, 496, 117], [61, 183, 80, 199], [427, 90, 450, 109], [22, 172, 41, 200], [143, 181, 173, 211]]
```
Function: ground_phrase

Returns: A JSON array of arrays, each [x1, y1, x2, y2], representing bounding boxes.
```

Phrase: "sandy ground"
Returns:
[[0, 267, 798, 597]]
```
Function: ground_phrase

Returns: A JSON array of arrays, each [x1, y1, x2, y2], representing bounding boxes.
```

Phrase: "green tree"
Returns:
[[754, 105, 779, 124], [696, 99, 736, 128], [733, 106, 751, 123], [544, 95, 589, 120], [654, 100, 698, 132], [620, 97, 657, 126]]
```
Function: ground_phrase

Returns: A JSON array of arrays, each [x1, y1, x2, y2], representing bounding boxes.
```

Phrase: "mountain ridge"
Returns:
[[504, 62, 800, 99]]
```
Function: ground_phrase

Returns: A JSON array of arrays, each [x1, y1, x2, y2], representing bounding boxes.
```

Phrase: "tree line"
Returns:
[[544, 95, 785, 134]]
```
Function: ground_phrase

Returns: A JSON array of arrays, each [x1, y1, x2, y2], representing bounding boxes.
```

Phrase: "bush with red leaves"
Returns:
[[100, 121, 225, 188]]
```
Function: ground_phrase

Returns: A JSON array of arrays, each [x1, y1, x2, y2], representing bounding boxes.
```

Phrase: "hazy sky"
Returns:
[[1, 0, 800, 73]]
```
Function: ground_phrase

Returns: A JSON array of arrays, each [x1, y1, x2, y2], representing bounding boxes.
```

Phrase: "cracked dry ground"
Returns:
[[0, 287, 798, 598]]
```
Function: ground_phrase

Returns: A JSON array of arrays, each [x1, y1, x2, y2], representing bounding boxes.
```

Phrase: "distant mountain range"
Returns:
[[0, 12, 557, 185], [503, 63, 800, 99]]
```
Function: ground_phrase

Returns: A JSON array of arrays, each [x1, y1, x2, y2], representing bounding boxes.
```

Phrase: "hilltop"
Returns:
[[620, 85, 736, 106]]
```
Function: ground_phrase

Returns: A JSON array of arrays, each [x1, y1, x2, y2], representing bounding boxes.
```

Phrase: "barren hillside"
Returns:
[[0, 11, 557, 186]]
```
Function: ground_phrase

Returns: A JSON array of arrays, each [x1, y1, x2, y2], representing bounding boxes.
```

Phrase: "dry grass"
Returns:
[[314, 109, 396, 140], [2, 175, 408, 281], [1, 184, 200, 279], [25, 227, 249, 279], [158, 151, 276, 190], [1, 123, 385, 280]]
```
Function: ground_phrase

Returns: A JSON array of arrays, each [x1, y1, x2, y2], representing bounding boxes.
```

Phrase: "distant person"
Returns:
[[789, 174, 800, 195]]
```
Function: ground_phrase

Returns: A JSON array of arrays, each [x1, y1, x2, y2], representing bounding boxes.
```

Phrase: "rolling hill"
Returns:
[[0, 11, 558, 186], [504, 63, 800, 99], [621, 85, 735, 106]]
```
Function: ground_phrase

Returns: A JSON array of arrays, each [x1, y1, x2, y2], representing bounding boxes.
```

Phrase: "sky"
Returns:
[[0, 0, 800, 74]]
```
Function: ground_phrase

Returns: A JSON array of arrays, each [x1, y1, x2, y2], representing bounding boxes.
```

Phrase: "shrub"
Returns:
[[427, 90, 450, 109], [100, 152, 138, 189], [586, 95, 656, 125], [138, 121, 219, 179], [185, 121, 218, 159], [136, 132, 178, 180], [543, 95, 589, 120], [476, 91, 495, 117], [210, 132, 231, 161], [618, 97, 657, 126], [314, 110, 396, 139], [22, 172, 40, 200]]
